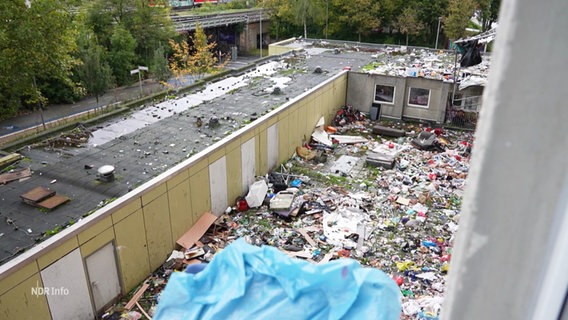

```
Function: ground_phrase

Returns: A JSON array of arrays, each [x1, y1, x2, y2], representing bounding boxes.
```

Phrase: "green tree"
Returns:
[[0, 0, 78, 120], [128, 0, 175, 66], [263, 0, 324, 39], [77, 33, 114, 111], [445, 0, 477, 40], [332, 0, 381, 42], [108, 25, 138, 86], [476, 0, 500, 31], [150, 44, 172, 85], [395, 7, 425, 45]]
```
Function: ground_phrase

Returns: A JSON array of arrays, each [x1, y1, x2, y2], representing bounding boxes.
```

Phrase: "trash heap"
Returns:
[[105, 117, 474, 320]]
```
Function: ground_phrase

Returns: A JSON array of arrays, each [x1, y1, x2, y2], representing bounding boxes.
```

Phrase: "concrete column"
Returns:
[[442, 0, 568, 319]]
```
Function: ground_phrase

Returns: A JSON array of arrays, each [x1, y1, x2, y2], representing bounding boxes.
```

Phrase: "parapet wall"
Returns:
[[0, 71, 348, 319]]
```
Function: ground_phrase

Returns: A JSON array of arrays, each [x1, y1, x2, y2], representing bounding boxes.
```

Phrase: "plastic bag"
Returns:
[[154, 238, 401, 320]]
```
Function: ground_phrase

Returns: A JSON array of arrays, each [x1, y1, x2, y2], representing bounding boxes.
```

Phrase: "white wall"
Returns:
[[442, 0, 568, 318]]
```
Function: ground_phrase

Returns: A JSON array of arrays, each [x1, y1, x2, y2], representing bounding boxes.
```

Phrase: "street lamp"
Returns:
[[435, 17, 443, 50], [130, 66, 148, 98], [259, 5, 263, 58]]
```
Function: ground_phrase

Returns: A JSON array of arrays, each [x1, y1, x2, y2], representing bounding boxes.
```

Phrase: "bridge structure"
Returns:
[[171, 8, 271, 54]]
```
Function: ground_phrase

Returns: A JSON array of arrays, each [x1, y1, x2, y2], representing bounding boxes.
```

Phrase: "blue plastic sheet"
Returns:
[[154, 239, 401, 320]]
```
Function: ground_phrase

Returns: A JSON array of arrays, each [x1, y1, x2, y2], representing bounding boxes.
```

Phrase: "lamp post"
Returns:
[[131, 66, 148, 98], [435, 17, 442, 49], [259, 5, 263, 58]]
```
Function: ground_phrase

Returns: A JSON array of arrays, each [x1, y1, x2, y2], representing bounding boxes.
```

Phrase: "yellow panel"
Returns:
[[225, 138, 241, 153], [78, 216, 112, 245], [166, 168, 189, 190], [278, 109, 290, 121], [289, 110, 300, 145], [254, 133, 261, 176], [225, 147, 242, 204], [111, 198, 142, 224], [168, 180, 193, 243], [189, 169, 211, 224], [258, 129, 267, 175], [240, 129, 255, 143], [142, 194, 173, 272], [0, 262, 39, 296], [141, 183, 167, 207], [208, 149, 226, 164], [80, 228, 114, 257], [114, 209, 150, 293], [188, 158, 208, 177], [278, 117, 291, 164], [0, 273, 50, 320], [37, 237, 79, 270], [266, 116, 278, 127]]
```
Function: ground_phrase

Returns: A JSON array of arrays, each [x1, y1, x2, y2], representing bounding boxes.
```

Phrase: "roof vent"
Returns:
[[97, 165, 115, 182]]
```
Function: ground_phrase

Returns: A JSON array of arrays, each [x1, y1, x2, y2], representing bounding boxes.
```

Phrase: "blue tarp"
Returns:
[[154, 238, 402, 320]]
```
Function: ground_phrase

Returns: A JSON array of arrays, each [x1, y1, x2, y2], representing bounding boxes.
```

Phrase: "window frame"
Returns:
[[407, 87, 431, 108], [373, 84, 396, 105]]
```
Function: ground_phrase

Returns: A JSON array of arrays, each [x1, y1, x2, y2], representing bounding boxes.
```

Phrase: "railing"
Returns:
[[172, 9, 269, 31]]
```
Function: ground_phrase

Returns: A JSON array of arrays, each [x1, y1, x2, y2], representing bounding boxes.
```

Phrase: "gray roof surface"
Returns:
[[0, 45, 376, 265]]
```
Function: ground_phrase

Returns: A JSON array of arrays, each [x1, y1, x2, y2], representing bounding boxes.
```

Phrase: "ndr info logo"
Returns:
[[31, 281, 69, 296]]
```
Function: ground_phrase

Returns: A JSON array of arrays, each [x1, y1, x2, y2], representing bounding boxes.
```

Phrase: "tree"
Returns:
[[150, 44, 171, 85], [263, 0, 324, 39], [395, 7, 425, 45], [77, 32, 114, 111], [332, 0, 381, 42], [108, 25, 138, 86], [445, 0, 477, 40], [0, 0, 78, 120], [476, 0, 500, 31], [128, 0, 175, 66], [168, 24, 226, 84]]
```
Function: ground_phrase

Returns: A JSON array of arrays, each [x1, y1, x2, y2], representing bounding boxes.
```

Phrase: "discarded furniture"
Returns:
[[412, 131, 441, 151]]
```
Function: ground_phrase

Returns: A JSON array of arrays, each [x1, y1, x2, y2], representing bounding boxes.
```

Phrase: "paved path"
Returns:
[[0, 56, 260, 138]]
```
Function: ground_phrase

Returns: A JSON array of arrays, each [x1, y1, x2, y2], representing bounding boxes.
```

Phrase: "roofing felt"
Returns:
[[0, 46, 376, 265]]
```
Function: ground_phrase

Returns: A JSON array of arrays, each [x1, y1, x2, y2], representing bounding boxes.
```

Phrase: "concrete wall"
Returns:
[[346, 72, 452, 123], [442, 0, 568, 319], [268, 38, 297, 56], [0, 72, 348, 320], [239, 20, 271, 54]]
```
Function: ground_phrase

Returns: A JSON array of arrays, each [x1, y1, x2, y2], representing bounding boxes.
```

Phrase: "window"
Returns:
[[408, 87, 430, 108], [374, 85, 395, 104]]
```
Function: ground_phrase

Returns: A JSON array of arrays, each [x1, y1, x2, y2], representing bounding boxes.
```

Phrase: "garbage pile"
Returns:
[[105, 119, 474, 320]]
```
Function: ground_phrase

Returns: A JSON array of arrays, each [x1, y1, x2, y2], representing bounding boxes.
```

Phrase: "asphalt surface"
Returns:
[[0, 48, 376, 265]]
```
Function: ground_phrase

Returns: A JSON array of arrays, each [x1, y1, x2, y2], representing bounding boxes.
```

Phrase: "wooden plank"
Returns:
[[318, 253, 333, 264], [125, 283, 149, 310], [20, 186, 55, 203], [37, 195, 70, 210], [297, 228, 317, 247], [176, 212, 217, 250], [0, 167, 31, 185]]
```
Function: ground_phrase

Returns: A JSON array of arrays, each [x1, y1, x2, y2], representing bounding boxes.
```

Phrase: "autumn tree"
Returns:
[[169, 24, 227, 85], [395, 7, 425, 45]]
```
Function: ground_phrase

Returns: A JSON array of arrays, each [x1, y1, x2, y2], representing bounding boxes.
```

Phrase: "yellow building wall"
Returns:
[[0, 72, 348, 319]]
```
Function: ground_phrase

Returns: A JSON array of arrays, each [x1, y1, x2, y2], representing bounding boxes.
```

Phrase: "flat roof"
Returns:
[[0, 46, 375, 265]]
